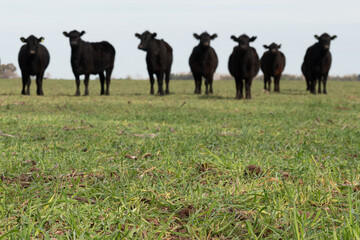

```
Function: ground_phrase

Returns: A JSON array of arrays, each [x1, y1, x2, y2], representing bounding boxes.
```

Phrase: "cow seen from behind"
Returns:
[[135, 31, 173, 96], [228, 34, 260, 99], [260, 43, 286, 92], [18, 35, 50, 95], [301, 33, 337, 94], [63, 30, 116, 96], [189, 32, 218, 94]]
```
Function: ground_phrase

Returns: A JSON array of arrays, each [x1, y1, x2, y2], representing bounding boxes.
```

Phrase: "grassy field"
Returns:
[[0, 78, 359, 239]]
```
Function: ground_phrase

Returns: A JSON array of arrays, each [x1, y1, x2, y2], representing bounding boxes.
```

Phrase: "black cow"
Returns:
[[301, 33, 337, 94], [260, 43, 286, 92], [228, 34, 260, 99], [18, 35, 50, 95], [135, 31, 173, 96], [63, 30, 116, 96], [189, 32, 218, 94]]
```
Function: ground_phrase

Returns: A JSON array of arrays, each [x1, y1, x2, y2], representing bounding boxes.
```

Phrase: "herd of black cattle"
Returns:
[[17, 30, 337, 98]]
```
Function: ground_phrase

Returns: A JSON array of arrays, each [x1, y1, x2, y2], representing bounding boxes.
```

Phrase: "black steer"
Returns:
[[260, 43, 286, 92], [189, 32, 218, 94], [63, 30, 116, 96], [228, 34, 260, 99], [18, 35, 50, 95], [301, 33, 337, 94], [135, 31, 173, 96]]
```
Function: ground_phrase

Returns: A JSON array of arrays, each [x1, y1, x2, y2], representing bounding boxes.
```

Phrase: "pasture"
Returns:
[[0, 78, 359, 239]]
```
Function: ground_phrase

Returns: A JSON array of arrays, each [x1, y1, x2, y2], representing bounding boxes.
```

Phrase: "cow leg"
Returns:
[[149, 75, 155, 95], [304, 73, 310, 91], [21, 74, 28, 95], [105, 68, 112, 95], [310, 77, 316, 94], [36, 73, 44, 96], [317, 78, 322, 94], [209, 77, 213, 94], [263, 75, 267, 91], [193, 73, 201, 94], [274, 76, 280, 92], [235, 80, 240, 99], [156, 72, 164, 96], [84, 74, 90, 96], [305, 78, 310, 91], [194, 80, 198, 94], [75, 75, 80, 96], [245, 79, 252, 99], [205, 78, 209, 95], [26, 76, 31, 95], [266, 75, 271, 92], [197, 77, 202, 94], [195, 76, 202, 94], [148, 69, 155, 95], [323, 74, 328, 94], [235, 78, 243, 99], [165, 69, 170, 95], [99, 72, 105, 95], [192, 73, 197, 94], [311, 81, 316, 94]]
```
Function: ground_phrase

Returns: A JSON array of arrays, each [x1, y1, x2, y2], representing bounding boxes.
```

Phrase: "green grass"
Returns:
[[0, 78, 359, 239]]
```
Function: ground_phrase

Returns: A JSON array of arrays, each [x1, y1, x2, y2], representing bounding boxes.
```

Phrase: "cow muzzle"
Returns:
[[324, 45, 330, 50], [138, 45, 144, 50], [30, 50, 36, 55]]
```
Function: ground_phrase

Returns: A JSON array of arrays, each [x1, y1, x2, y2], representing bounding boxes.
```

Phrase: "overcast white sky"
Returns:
[[0, 0, 359, 79]]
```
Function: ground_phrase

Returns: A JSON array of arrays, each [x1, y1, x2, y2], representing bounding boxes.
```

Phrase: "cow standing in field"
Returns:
[[189, 32, 218, 94], [301, 33, 337, 94], [63, 30, 115, 96], [260, 43, 286, 92], [228, 34, 260, 99], [135, 31, 173, 96], [18, 35, 50, 95]]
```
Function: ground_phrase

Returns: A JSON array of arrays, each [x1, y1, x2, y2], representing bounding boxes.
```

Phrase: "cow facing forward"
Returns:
[[228, 34, 260, 99], [260, 43, 286, 92], [301, 33, 337, 94], [63, 30, 116, 96], [18, 35, 50, 95], [189, 32, 218, 94], [135, 31, 173, 96]]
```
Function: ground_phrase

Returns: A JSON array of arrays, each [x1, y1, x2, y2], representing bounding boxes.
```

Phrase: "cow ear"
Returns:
[[278, 44, 281, 49], [263, 45, 269, 49], [135, 33, 141, 39], [210, 34, 218, 40], [152, 33, 157, 38], [231, 35, 238, 42], [250, 36, 257, 42], [80, 31, 85, 36], [193, 33, 200, 39], [331, 35, 337, 40], [63, 32, 69, 37], [38, 37, 44, 43], [314, 35, 319, 40], [20, 37, 27, 43]]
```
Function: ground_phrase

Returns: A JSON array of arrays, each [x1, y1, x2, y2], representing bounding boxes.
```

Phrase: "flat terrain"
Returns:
[[0, 78, 359, 239]]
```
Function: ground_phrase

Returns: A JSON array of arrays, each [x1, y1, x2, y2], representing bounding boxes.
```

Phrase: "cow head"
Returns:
[[20, 35, 44, 55], [231, 34, 257, 50], [263, 43, 281, 53], [193, 32, 217, 48], [63, 30, 86, 47], [314, 33, 337, 51], [135, 31, 157, 51]]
